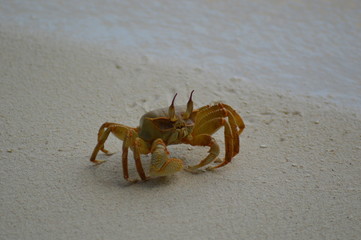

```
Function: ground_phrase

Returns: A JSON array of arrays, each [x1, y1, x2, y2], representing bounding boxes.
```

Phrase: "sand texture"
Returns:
[[1, 28, 361, 240]]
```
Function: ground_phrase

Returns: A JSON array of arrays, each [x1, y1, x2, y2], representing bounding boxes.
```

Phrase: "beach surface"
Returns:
[[1, 1, 361, 239]]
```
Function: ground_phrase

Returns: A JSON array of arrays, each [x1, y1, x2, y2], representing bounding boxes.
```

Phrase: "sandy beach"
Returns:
[[1, 1, 361, 239]]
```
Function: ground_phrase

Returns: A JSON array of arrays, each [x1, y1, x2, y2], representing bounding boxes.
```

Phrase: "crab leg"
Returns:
[[224, 108, 240, 157], [132, 137, 150, 181], [90, 122, 146, 182], [188, 103, 245, 170], [90, 122, 135, 163], [121, 140, 130, 180], [196, 103, 244, 136], [185, 134, 220, 170], [97, 122, 131, 154], [90, 127, 112, 164], [193, 114, 227, 136], [207, 120, 234, 170], [222, 104, 245, 135], [119, 129, 151, 182], [149, 139, 184, 177], [195, 105, 225, 125]]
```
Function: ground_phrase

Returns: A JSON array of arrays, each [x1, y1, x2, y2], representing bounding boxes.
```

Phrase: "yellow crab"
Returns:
[[90, 91, 245, 182]]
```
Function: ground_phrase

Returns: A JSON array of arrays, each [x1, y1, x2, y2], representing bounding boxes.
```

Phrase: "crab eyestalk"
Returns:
[[183, 90, 194, 120], [168, 93, 178, 121]]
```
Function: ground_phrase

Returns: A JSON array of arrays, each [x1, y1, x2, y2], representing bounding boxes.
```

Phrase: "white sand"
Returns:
[[0, 28, 361, 239], [1, 26, 360, 240]]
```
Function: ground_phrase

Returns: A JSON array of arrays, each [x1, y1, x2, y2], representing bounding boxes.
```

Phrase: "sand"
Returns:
[[1, 18, 361, 240]]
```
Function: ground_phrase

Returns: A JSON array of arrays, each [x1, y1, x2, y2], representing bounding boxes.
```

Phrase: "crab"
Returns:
[[90, 91, 245, 182]]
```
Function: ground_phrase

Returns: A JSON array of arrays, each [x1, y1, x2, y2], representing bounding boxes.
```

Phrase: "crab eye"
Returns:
[[183, 90, 194, 119], [168, 93, 178, 122]]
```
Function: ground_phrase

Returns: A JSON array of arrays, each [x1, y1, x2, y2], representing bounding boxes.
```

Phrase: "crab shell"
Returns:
[[138, 105, 197, 145]]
